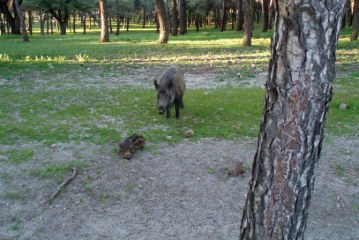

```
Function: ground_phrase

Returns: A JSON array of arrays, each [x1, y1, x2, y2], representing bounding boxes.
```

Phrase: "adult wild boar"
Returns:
[[154, 66, 186, 118]]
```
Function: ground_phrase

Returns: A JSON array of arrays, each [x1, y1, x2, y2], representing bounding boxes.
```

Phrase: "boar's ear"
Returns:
[[154, 79, 159, 90]]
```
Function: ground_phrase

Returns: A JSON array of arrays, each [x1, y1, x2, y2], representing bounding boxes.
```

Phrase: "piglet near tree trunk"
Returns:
[[154, 66, 186, 118]]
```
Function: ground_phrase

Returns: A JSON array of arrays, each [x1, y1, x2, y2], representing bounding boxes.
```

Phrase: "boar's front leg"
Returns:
[[166, 108, 171, 118], [175, 99, 180, 119]]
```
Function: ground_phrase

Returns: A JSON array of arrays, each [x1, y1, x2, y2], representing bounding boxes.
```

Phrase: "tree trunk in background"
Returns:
[[350, 0, 359, 40], [236, 0, 243, 31], [99, 0, 109, 42], [242, 0, 252, 46], [115, 0, 120, 35], [172, 0, 179, 36], [156, 0, 170, 43], [220, 0, 227, 32], [240, 0, 346, 239], [179, 0, 187, 35], [82, 13, 87, 34], [27, 10, 33, 35], [262, 0, 269, 32], [0, 1, 21, 34], [72, 12, 76, 33], [14, 0, 29, 42]]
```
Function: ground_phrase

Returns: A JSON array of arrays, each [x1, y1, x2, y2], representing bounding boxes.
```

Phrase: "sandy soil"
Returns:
[[0, 68, 358, 240]]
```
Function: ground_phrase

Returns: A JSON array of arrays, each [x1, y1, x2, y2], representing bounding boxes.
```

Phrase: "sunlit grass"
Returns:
[[0, 22, 358, 145]]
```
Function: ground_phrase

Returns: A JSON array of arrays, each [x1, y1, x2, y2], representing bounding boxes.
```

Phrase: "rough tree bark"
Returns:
[[240, 0, 346, 239], [156, 0, 170, 44], [242, 0, 252, 46], [350, 0, 359, 40], [99, 0, 109, 42]]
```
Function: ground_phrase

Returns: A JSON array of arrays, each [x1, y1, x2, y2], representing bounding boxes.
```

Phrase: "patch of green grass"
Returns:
[[0, 23, 357, 145], [1, 190, 28, 203], [207, 167, 216, 175], [0, 148, 34, 164], [1, 171, 11, 183], [124, 182, 135, 193], [352, 203, 359, 210], [0, 82, 264, 145], [30, 161, 88, 183], [334, 162, 346, 177], [326, 71, 359, 136], [10, 218, 21, 231]]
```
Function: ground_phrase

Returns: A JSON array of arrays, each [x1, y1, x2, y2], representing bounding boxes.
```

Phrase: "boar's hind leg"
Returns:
[[179, 97, 184, 109]]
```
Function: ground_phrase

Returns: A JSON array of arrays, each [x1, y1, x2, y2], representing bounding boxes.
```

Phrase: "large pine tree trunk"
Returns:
[[156, 0, 170, 44], [99, 0, 109, 42], [240, 0, 346, 239]]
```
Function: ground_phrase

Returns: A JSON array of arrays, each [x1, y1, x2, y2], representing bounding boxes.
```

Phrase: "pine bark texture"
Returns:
[[99, 0, 109, 42], [350, 0, 359, 40], [156, 0, 170, 44], [240, 0, 346, 239]]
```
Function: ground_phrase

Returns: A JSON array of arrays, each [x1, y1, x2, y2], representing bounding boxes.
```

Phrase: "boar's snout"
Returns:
[[158, 106, 166, 114]]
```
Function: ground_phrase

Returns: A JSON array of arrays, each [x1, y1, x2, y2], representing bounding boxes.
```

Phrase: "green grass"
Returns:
[[0, 23, 358, 145], [30, 161, 88, 183], [0, 148, 34, 164]]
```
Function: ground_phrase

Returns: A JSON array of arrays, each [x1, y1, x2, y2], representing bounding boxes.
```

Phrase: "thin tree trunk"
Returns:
[[27, 10, 33, 35], [14, 0, 29, 42], [82, 13, 87, 34], [142, 7, 146, 28], [115, 0, 120, 35], [156, 0, 170, 44], [72, 12, 76, 33], [220, 0, 227, 32], [172, 0, 179, 36], [0, 13, 5, 35], [262, 0, 269, 32], [242, 0, 252, 46], [179, 0, 187, 35], [240, 0, 346, 239], [236, 0, 243, 31], [99, 0, 109, 42], [350, 0, 359, 40]]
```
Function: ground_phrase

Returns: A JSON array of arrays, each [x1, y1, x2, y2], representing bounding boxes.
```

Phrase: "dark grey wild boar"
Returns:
[[154, 66, 186, 118]]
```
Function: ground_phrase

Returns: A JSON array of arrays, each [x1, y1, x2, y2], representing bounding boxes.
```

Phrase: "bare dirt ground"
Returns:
[[0, 68, 358, 240]]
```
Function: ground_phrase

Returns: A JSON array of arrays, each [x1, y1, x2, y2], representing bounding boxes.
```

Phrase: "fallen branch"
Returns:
[[48, 167, 77, 204]]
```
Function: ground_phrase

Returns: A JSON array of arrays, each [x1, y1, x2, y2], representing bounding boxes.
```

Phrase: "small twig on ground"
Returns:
[[48, 167, 77, 204]]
